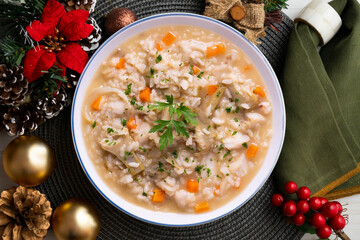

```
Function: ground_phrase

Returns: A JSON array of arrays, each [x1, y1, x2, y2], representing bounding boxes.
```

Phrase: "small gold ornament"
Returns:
[[52, 198, 100, 240], [3, 135, 55, 187]]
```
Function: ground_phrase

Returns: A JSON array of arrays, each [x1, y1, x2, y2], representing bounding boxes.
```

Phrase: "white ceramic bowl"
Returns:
[[71, 13, 285, 227]]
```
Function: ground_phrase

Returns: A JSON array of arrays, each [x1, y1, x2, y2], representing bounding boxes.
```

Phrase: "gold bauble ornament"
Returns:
[[3, 135, 55, 187], [52, 198, 100, 240]]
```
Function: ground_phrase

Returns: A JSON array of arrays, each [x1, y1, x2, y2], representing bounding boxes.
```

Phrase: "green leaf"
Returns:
[[172, 120, 189, 137], [159, 126, 173, 150], [298, 222, 316, 234], [177, 103, 198, 125], [149, 119, 170, 133]]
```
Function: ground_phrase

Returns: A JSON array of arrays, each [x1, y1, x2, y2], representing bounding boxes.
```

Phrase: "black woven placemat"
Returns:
[[32, 1, 304, 239]]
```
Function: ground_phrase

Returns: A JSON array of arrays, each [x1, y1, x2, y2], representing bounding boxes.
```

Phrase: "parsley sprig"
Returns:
[[148, 95, 198, 150]]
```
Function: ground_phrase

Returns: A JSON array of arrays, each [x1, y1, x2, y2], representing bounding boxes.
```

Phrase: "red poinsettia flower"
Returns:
[[24, 0, 93, 82]]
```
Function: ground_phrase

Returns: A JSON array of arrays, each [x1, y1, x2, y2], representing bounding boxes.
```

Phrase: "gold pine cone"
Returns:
[[0, 186, 52, 240]]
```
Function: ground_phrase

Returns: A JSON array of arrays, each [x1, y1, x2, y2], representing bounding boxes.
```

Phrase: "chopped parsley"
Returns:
[[139, 147, 147, 152], [179, 62, 183, 66], [104, 139, 109, 143], [185, 157, 189, 162], [92, 121, 96, 128], [157, 161, 164, 172], [216, 91, 221, 97], [232, 131, 237, 136], [216, 175, 222, 179], [148, 95, 198, 150], [156, 54, 162, 63], [130, 97, 136, 105], [226, 173, 230, 176], [242, 142, 248, 148], [134, 177, 140, 182], [233, 106, 240, 113], [195, 165, 204, 174], [121, 118, 127, 126], [137, 105, 144, 110], [234, 118, 239, 122], [197, 71, 204, 79], [125, 83, 132, 95], [225, 107, 232, 113], [107, 128, 118, 134], [235, 98, 239, 102], [218, 144, 224, 151], [189, 64, 194, 75], [223, 150, 231, 158], [172, 150, 178, 158], [142, 192, 148, 197], [206, 168, 211, 177], [146, 68, 155, 78], [124, 151, 132, 160]]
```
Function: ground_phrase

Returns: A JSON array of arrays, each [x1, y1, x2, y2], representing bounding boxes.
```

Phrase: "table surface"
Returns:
[[1, 1, 359, 239]]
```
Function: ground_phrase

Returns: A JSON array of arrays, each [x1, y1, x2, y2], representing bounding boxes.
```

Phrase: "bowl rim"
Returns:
[[71, 12, 286, 227]]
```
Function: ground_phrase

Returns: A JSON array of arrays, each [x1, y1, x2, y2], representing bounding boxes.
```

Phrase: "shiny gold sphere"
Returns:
[[3, 135, 55, 187], [52, 199, 100, 240]]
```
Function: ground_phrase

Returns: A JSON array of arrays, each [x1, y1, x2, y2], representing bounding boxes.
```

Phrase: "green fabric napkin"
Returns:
[[274, 0, 360, 199]]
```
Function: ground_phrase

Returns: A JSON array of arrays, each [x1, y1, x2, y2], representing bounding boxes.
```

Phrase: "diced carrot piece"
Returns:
[[206, 43, 226, 57], [186, 179, 199, 193], [213, 185, 220, 196], [244, 65, 251, 71], [207, 85, 219, 96], [195, 202, 209, 213], [152, 189, 165, 203], [156, 43, 163, 51], [116, 58, 126, 69], [253, 86, 266, 98], [91, 96, 105, 110], [246, 143, 259, 158], [192, 65, 201, 75], [127, 117, 137, 130], [139, 87, 151, 102], [162, 31, 176, 46]]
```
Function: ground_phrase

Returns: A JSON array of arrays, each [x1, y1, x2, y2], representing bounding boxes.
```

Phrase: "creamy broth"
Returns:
[[82, 25, 272, 213]]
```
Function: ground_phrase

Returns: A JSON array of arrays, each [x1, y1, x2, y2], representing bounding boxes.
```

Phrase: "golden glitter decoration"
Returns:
[[3, 135, 56, 187], [51, 198, 100, 240]]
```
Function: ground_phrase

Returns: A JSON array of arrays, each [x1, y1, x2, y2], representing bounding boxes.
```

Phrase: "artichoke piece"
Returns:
[[100, 140, 145, 175]]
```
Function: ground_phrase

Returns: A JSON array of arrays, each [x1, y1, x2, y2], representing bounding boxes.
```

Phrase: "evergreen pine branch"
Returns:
[[0, 0, 45, 40], [0, 36, 31, 66], [32, 65, 68, 99], [264, 0, 288, 12]]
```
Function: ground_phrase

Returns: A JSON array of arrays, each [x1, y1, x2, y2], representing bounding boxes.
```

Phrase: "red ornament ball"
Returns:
[[292, 213, 305, 226], [332, 201, 343, 213], [319, 197, 328, 206], [284, 181, 297, 194], [296, 186, 311, 200], [282, 200, 297, 217], [271, 194, 284, 207], [296, 200, 309, 214], [316, 225, 332, 239], [321, 202, 338, 219], [309, 197, 322, 211], [329, 214, 346, 230], [310, 212, 326, 229]]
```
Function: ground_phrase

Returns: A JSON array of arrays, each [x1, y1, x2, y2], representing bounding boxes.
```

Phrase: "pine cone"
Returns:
[[0, 186, 52, 240], [35, 87, 70, 119], [80, 17, 102, 53], [63, 69, 80, 89], [58, 0, 96, 13], [3, 103, 45, 136], [0, 64, 30, 106]]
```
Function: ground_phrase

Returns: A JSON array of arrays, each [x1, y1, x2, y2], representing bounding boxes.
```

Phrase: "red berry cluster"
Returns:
[[271, 181, 346, 239]]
